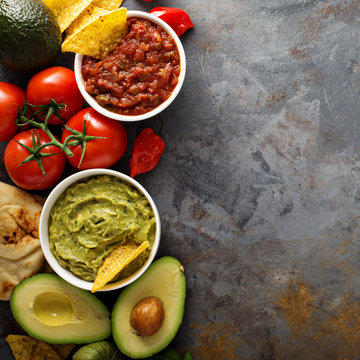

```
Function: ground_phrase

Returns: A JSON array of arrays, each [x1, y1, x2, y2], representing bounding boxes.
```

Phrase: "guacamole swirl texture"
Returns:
[[49, 175, 156, 281]]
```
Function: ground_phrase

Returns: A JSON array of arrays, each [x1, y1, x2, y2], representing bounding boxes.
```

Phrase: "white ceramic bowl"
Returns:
[[74, 10, 186, 122], [39, 168, 161, 291]]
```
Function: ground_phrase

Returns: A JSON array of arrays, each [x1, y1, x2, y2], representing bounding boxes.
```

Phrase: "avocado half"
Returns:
[[10, 274, 111, 344], [112, 256, 186, 358]]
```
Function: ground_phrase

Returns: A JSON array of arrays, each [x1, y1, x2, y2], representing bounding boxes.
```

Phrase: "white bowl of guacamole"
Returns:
[[39, 169, 160, 292]]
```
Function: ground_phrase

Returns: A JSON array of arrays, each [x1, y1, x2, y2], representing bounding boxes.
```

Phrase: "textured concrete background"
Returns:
[[1, 0, 360, 359]]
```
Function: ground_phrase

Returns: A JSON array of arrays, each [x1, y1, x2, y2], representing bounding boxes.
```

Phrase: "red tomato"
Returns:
[[4, 129, 66, 190], [0, 82, 26, 141], [62, 108, 128, 169], [26, 67, 84, 125]]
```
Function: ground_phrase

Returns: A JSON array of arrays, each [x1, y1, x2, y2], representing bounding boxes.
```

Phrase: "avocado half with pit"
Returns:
[[112, 256, 186, 358], [10, 274, 111, 344]]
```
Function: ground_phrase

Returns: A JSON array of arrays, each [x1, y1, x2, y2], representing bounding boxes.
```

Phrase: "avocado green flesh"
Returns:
[[10, 274, 111, 344], [0, 0, 61, 72], [112, 256, 186, 359]]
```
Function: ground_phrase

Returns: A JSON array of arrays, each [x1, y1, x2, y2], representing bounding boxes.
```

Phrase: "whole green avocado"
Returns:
[[0, 0, 61, 72]]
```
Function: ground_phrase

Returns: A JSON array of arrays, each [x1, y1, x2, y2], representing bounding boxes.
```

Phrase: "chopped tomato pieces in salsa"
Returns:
[[82, 17, 181, 116]]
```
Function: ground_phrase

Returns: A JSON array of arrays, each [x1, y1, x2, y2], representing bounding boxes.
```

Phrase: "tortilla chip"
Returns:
[[6, 335, 75, 360], [33, 341, 61, 360], [6, 335, 38, 360], [42, 0, 94, 32], [62, 7, 128, 59], [66, 6, 108, 37], [66, 0, 123, 36], [92, 0, 123, 9], [51, 344, 76, 360], [92, 240, 149, 293]]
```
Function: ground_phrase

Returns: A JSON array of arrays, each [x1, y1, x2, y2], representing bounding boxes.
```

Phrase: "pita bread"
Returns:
[[0, 182, 44, 300]]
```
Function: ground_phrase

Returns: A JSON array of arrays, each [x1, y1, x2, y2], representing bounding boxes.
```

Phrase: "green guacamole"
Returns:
[[49, 175, 156, 281]]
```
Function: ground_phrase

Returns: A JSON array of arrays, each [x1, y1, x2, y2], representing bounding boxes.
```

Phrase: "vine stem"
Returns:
[[16, 99, 107, 169], [17, 101, 74, 157]]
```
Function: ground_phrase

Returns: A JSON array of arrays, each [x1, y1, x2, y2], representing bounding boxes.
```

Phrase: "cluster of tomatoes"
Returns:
[[1, 67, 129, 190]]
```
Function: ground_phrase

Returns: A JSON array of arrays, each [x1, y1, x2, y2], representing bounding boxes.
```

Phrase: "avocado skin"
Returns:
[[0, 0, 61, 72]]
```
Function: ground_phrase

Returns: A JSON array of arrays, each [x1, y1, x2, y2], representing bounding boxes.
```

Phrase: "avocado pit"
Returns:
[[130, 296, 164, 337], [33, 291, 73, 326]]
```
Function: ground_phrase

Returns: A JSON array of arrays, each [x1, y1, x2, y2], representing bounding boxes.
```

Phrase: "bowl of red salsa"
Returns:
[[74, 10, 186, 122]]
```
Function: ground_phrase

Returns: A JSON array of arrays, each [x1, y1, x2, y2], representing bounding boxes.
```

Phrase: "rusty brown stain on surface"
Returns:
[[195, 322, 239, 360], [284, 109, 315, 132], [286, 1, 359, 89], [266, 90, 287, 107], [304, 67, 326, 87], [301, 14, 323, 43], [196, 35, 220, 53], [275, 278, 360, 359], [277, 280, 315, 334], [190, 202, 209, 220], [260, 108, 317, 166], [189, 322, 199, 329], [337, 261, 358, 277], [317, 295, 360, 359], [288, 46, 308, 60], [320, 1, 360, 23]]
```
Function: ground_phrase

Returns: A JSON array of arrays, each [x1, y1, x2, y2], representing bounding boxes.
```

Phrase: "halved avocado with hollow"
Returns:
[[112, 256, 186, 358], [10, 274, 111, 344]]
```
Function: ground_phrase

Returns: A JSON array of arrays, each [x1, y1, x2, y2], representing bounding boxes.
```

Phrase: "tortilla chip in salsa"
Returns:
[[42, 0, 93, 33], [66, 0, 123, 37], [91, 240, 149, 293], [62, 7, 128, 59]]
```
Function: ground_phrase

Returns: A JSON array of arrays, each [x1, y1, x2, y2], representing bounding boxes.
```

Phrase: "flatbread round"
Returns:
[[0, 182, 44, 300]]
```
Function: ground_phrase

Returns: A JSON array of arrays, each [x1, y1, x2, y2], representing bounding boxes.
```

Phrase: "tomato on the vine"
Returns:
[[26, 67, 84, 125], [0, 82, 26, 142], [62, 108, 128, 169], [4, 129, 66, 190]]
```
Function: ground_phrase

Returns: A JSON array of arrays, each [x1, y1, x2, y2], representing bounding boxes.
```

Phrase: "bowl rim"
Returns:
[[74, 9, 186, 122], [39, 168, 161, 292]]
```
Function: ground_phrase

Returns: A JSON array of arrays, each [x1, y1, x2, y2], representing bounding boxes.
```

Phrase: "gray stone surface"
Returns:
[[1, 0, 360, 359]]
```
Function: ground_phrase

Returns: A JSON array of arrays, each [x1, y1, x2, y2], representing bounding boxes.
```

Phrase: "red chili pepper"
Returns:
[[130, 128, 166, 178], [149, 7, 194, 37]]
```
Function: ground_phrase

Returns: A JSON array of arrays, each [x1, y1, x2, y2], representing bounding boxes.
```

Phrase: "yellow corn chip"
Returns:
[[66, 6, 109, 37], [92, 0, 123, 10], [33, 341, 61, 360], [6, 335, 75, 360], [42, 0, 94, 33], [92, 240, 149, 293], [66, 0, 123, 37], [6, 335, 38, 360], [51, 344, 76, 360], [62, 7, 128, 59]]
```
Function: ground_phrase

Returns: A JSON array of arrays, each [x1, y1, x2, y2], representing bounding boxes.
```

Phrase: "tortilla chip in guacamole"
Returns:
[[92, 240, 149, 293]]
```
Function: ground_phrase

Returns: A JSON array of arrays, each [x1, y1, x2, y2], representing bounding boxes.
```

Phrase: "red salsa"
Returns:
[[82, 17, 181, 116]]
